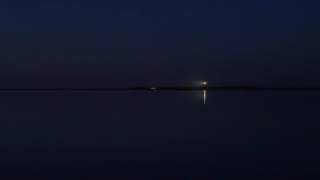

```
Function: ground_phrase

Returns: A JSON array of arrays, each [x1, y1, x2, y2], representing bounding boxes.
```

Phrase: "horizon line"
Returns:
[[1, 86, 320, 91]]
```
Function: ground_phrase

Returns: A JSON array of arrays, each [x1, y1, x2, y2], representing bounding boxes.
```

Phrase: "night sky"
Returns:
[[0, 0, 319, 87]]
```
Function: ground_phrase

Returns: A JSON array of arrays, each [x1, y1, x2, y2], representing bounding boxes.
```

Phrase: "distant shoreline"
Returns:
[[1, 86, 320, 91]]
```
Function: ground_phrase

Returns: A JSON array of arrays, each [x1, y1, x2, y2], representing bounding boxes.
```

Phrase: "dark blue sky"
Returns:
[[0, 0, 319, 87]]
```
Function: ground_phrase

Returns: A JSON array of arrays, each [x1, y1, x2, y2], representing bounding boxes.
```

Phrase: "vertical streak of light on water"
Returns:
[[203, 90, 207, 104]]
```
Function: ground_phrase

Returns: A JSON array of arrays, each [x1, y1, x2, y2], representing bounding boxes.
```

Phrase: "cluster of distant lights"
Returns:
[[150, 81, 208, 90], [149, 81, 208, 104]]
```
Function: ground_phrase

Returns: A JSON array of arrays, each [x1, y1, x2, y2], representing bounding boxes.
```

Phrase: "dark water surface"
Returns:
[[0, 91, 319, 179]]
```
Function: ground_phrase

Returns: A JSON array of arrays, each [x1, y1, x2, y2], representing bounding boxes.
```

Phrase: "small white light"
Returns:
[[151, 87, 157, 90], [201, 81, 208, 85]]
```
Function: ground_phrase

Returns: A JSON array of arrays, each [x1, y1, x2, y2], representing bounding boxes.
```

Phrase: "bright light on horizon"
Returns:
[[201, 81, 208, 85]]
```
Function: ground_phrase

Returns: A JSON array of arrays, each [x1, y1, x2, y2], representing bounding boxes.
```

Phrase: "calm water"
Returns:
[[0, 91, 319, 179]]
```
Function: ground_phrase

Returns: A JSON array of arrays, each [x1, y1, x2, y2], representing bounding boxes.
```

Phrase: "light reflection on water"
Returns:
[[203, 90, 207, 104]]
